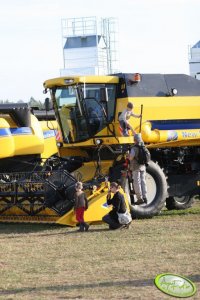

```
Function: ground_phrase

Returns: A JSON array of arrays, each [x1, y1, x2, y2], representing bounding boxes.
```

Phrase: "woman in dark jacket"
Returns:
[[102, 182, 129, 230]]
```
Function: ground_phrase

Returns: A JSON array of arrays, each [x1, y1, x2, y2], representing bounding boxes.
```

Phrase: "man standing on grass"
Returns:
[[129, 133, 148, 205]]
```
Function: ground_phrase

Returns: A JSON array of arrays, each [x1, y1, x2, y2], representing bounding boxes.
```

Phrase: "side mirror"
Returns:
[[45, 98, 50, 111], [100, 88, 108, 102]]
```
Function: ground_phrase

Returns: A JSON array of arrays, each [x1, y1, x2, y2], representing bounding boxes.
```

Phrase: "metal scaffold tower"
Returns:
[[60, 16, 119, 76], [189, 41, 200, 80]]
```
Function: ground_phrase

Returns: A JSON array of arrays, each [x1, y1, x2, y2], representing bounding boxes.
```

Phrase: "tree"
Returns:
[[28, 97, 44, 109]]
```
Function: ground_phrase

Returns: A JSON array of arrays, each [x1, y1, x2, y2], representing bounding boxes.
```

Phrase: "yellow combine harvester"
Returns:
[[43, 73, 200, 217], [0, 103, 114, 225], [0, 73, 200, 225]]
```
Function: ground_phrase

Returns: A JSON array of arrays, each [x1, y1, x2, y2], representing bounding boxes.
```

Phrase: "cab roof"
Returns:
[[44, 75, 119, 89]]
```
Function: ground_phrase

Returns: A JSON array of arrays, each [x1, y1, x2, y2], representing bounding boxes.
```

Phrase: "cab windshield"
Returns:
[[54, 84, 116, 143]]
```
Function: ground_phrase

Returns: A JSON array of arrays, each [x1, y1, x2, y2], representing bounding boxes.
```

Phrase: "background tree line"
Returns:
[[0, 97, 45, 109]]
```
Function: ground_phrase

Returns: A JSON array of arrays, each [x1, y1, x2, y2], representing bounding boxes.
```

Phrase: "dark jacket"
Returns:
[[107, 191, 126, 221]]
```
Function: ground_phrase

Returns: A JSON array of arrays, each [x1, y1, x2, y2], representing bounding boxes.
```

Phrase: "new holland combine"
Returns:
[[0, 73, 200, 225], [0, 103, 115, 225]]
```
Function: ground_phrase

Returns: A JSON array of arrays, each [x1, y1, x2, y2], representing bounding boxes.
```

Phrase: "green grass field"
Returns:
[[0, 201, 200, 299]]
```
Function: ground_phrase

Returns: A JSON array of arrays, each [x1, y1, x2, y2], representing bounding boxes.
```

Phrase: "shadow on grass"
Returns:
[[0, 223, 65, 235], [0, 223, 110, 238], [66, 227, 110, 234], [1, 275, 199, 296]]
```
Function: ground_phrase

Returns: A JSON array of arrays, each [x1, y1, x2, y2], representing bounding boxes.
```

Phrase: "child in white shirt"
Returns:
[[118, 102, 141, 136]]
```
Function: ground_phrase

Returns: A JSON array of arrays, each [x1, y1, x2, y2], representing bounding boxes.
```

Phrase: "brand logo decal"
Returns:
[[154, 273, 196, 298]]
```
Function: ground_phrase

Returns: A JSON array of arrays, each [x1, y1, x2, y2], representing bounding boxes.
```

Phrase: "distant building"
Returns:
[[189, 41, 200, 80], [60, 16, 119, 76]]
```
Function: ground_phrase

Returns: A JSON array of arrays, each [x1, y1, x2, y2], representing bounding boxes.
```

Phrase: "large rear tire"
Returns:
[[123, 161, 168, 218], [165, 196, 194, 210]]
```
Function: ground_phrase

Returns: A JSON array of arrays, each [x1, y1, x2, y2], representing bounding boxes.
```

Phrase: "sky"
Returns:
[[0, 0, 200, 102]]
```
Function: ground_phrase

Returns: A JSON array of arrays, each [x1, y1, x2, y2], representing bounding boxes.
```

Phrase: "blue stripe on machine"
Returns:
[[0, 127, 32, 137], [151, 119, 200, 130], [43, 130, 56, 139], [0, 128, 11, 136], [11, 127, 32, 135], [0, 128, 56, 139]]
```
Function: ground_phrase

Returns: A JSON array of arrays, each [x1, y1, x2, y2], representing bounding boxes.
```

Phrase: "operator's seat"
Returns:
[[87, 106, 101, 135]]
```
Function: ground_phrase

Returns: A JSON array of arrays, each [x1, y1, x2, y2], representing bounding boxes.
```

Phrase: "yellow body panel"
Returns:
[[71, 160, 113, 182], [59, 147, 89, 158], [39, 120, 58, 159], [116, 96, 200, 122], [140, 121, 200, 147], [115, 96, 200, 128], [0, 117, 15, 157], [0, 115, 44, 158], [41, 136, 58, 159], [0, 115, 58, 159], [116, 96, 200, 145]]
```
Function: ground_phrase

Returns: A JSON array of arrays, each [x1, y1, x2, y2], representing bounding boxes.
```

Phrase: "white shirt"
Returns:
[[118, 108, 138, 122]]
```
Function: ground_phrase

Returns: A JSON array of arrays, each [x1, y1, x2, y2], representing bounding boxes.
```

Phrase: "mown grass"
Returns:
[[0, 200, 199, 300], [160, 201, 200, 216]]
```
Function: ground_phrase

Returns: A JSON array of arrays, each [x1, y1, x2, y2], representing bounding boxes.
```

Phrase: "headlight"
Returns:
[[171, 88, 178, 95], [95, 139, 103, 145]]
